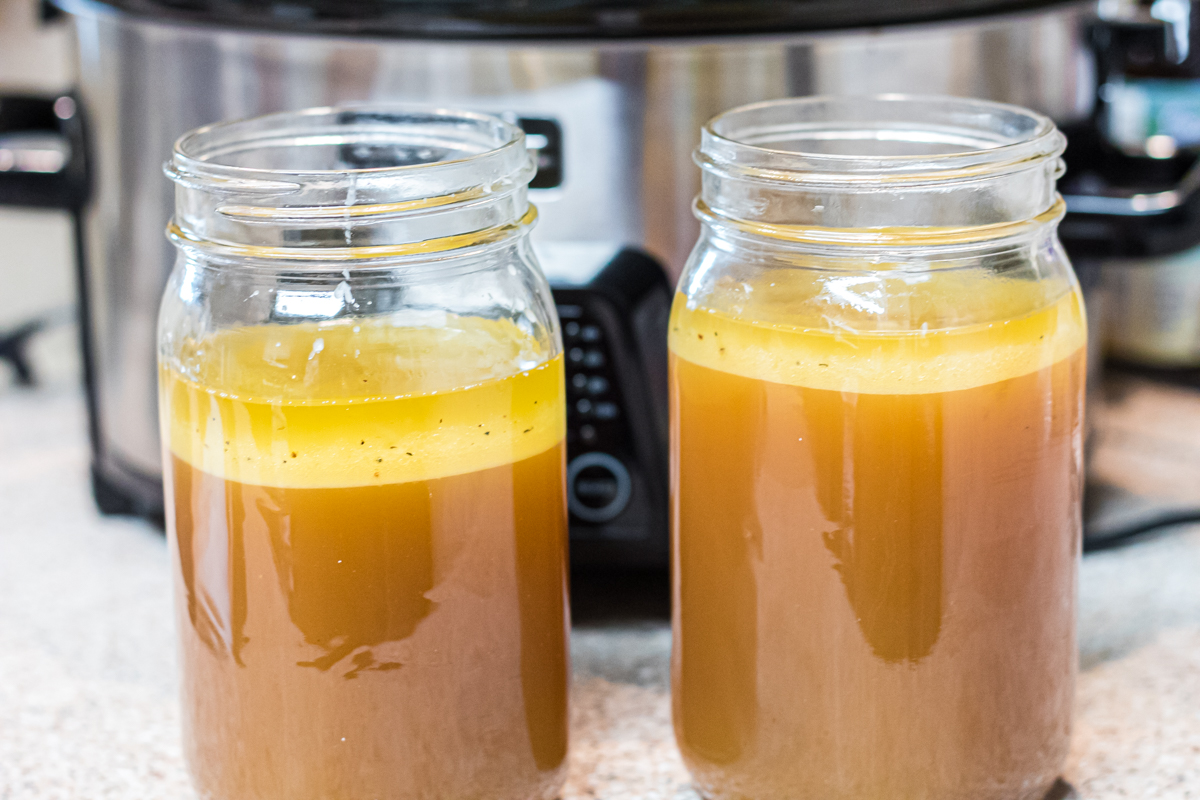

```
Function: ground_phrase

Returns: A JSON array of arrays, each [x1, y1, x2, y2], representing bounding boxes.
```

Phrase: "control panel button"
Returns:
[[581, 324, 602, 343], [576, 398, 593, 415], [557, 304, 583, 320], [571, 372, 588, 391], [568, 347, 585, 364], [586, 375, 609, 395], [583, 349, 605, 368], [567, 452, 633, 523], [564, 321, 581, 338], [593, 401, 619, 420], [579, 423, 597, 443]]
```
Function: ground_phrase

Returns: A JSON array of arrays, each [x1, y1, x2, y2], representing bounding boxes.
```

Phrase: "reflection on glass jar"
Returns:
[[670, 97, 1086, 800], [159, 108, 568, 800]]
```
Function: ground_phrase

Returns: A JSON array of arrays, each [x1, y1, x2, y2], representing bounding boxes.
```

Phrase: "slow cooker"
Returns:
[[0, 0, 1099, 565]]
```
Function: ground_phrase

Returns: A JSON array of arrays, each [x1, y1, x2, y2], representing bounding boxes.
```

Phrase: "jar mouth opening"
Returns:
[[171, 105, 526, 184], [166, 105, 537, 259], [700, 95, 1065, 185]]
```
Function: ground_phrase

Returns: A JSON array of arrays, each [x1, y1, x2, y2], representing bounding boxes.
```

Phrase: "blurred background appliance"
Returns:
[[0, 0, 1134, 566], [1056, 0, 1200, 548], [1063, 0, 1200, 370], [1057, 0, 1200, 379]]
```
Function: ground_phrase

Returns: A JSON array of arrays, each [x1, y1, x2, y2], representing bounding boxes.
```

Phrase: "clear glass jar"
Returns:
[[158, 107, 568, 800], [670, 97, 1086, 800]]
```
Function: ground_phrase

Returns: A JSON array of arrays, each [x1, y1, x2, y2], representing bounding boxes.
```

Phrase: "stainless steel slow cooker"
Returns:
[[1, 0, 1100, 564]]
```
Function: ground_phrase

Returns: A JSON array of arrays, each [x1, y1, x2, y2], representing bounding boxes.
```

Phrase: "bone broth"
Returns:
[[669, 270, 1086, 800], [162, 318, 568, 800]]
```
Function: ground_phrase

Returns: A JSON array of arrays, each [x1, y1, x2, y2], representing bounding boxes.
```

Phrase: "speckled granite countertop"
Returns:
[[2, 382, 1199, 800]]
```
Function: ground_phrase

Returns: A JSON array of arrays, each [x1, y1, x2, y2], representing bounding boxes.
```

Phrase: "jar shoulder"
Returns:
[[158, 239, 561, 397], [670, 233, 1085, 395], [675, 231, 1080, 334]]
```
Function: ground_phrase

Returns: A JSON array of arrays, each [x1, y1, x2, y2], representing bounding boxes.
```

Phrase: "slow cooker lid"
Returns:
[[58, 0, 1083, 39]]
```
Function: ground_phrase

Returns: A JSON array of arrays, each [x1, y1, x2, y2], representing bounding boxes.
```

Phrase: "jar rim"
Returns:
[[169, 104, 527, 185], [165, 104, 537, 260], [699, 94, 1065, 186]]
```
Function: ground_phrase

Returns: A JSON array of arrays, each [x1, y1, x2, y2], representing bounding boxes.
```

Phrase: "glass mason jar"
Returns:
[[158, 107, 568, 800], [670, 97, 1086, 800]]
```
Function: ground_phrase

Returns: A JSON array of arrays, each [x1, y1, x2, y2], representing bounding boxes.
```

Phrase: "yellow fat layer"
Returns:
[[162, 317, 565, 489], [669, 268, 1087, 395]]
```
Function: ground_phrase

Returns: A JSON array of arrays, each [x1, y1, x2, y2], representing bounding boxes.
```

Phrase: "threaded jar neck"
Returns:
[[165, 106, 536, 262], [695, 95, 1067, 249]]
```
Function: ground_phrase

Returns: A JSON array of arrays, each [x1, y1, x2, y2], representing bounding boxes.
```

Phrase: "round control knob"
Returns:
[[567, 452, 632, 524]]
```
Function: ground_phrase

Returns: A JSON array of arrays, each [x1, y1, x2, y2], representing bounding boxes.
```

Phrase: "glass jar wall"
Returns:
[[669, 97, 1086, 800], [159, 107, 568, 800]]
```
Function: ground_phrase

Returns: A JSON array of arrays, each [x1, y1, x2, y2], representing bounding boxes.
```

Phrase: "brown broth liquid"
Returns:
[[669, 275, 1086, 800], [163, 319, 568, 800]]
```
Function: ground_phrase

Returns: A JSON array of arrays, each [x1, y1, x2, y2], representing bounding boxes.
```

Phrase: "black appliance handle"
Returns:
[[0, 92, 98, 445], [1062, 157, 1200, 219], [0, 92, 89, 210], [1060, 157, 1200, 259]]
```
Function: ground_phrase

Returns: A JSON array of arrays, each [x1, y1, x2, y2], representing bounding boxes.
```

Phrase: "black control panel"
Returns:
[[549, 249, 671, 567]]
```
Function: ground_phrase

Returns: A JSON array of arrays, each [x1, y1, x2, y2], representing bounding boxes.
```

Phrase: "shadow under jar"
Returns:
[[669, 97, 1086, 800], [158, 107, 569, 800]]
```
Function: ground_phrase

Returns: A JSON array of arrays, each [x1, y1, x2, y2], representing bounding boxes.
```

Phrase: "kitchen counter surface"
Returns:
[[2, 379, 1199, 800]]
